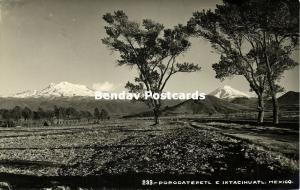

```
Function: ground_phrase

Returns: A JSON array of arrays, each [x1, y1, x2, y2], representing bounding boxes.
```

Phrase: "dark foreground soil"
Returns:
[[0, 119, 298, 189]]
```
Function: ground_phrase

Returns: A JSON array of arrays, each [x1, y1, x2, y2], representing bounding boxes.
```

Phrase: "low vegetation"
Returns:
[[0, 106, 110, 127]]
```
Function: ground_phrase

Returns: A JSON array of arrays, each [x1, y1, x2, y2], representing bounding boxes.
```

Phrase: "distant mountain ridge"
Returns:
[[11, 83, 252, 100], [1, 88, 297, 117], [230, 91, 299, 112], [277, 91, 299, 105], [125, 95, 253, 118], [209, 85, 250, 99], [13, 82, 95, 98], [163, 95, 253, 114]]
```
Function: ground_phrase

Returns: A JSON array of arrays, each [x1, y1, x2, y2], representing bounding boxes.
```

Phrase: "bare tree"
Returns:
[[102, 10, 200, 124]]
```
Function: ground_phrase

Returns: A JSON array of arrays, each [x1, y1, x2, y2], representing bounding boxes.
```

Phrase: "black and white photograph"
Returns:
[[0, 0, 299, 189]]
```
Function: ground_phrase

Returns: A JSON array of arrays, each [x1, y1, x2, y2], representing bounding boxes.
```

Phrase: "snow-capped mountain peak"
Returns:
[[209, 85, 250, 99], [13, 82, 95, 98], [12, 90, 39, 98]]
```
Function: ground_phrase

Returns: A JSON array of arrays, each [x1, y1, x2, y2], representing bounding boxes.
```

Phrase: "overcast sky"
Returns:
[[0, 0, 298, 96]]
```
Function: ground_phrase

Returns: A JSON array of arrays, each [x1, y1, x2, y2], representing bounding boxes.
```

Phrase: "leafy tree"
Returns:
[[43, 110, 54, 120], [37, 107, 46, 119], [102, 10, 200, 124], [58, 107, 66, 119], [188, 8, 267, 123], [94, 107, 101, 120], [100, 108, 110, 120], [11, 106, 22, 121], [187, 0, 298, 124], [0, 109, 4, 118], [79, 110, 93, 120], [2, 109, 11, 120], [66, 107, 79, 119], [53, 106, 67, 120], [22, 107, 33, 120], [33, 111, 40, 120], [230, 0, 299, 124], [54, 105, 60, 119], [78, 110, 85, 119], [85, 111, 93, 118]]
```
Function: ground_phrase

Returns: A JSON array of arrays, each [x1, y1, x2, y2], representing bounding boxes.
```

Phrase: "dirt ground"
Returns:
[[0, 118, 298, 188]]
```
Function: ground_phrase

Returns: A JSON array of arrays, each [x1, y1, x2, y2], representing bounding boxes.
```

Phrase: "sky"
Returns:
[[0, 0, 299, 96]]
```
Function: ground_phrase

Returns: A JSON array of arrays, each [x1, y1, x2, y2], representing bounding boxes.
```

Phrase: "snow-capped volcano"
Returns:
[[13, 82, 95, 98], [13, 90, 39, 98], [209, 85, 250, 99]]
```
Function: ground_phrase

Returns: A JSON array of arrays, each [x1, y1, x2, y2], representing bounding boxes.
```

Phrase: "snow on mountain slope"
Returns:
[[209, 85, 250, 99], [38, 82, 94, 97], [12, 82, 95, 98], [13, 90, 39, 98]]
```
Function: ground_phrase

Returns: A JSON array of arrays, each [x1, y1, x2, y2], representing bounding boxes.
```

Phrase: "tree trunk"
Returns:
[[257, 95, 264, 124], [266, 76, 279, 124], [270, 91, 279, 124], [153, 108, 160, 125], [265, 53, 279, 124]]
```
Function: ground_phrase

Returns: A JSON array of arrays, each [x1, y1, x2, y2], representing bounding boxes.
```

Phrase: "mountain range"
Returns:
[[277, 91, 299, 105], [0, 82, 297, 117], [125, 95, 253, 118], [12, 82, 95, 98], [209, 85, 251, 99], [10, 82, 251, 100]]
